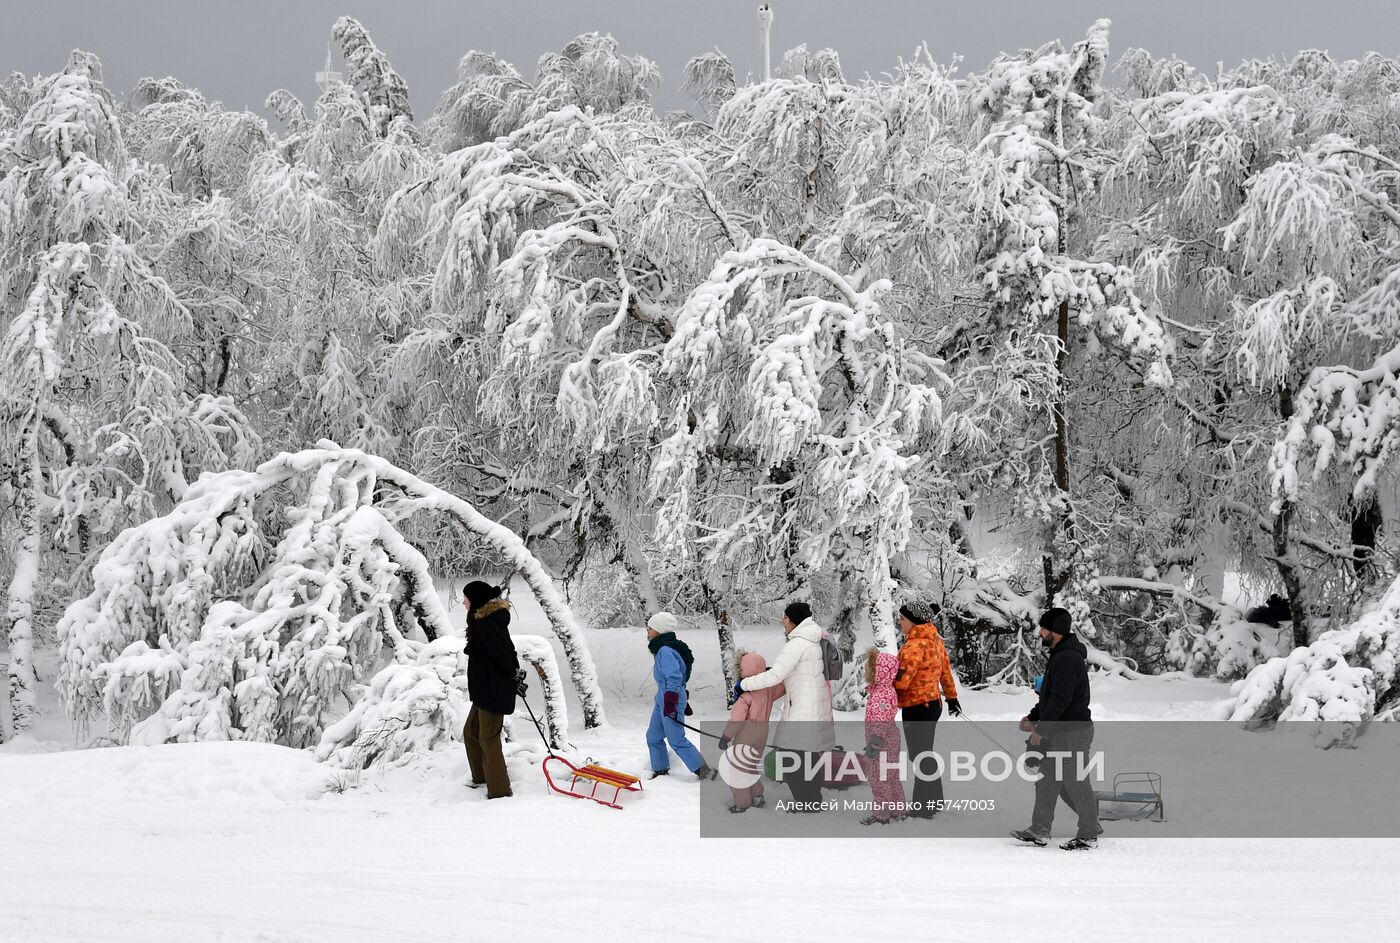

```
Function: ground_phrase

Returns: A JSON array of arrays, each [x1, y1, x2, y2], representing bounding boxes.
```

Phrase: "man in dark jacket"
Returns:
[[1011, 608, 1102, 850], [463, 580, 526, 799]]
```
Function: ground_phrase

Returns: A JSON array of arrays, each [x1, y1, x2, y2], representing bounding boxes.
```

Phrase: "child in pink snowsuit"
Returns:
[[718, 652, 785, 812], [860, 649, 907, 825]]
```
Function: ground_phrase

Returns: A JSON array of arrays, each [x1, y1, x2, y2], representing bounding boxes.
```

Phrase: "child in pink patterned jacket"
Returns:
[[718, 651, 785, 812], [859, 649, 907, 825]]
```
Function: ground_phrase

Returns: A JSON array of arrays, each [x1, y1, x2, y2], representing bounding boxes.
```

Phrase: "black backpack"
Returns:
[[819, 633, 842, 681]]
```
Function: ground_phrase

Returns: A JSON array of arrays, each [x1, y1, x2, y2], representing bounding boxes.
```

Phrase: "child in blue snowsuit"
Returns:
[[645, 612, 715, 780]]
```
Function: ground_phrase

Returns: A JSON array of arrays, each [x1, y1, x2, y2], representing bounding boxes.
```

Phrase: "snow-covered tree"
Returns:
[[946, 21, 1175, 680], [332, 16, 413, 135], [58, 444, 603, 747], [1080, 48, 1400, 696], [7, 19, 1400, 742], [0, 54, 257, 737], [653, 240, 944, 669], [315, 635, 468, 770], [683, 50, 737, 114], [1230, 571, 1400, 744], [1223, 109, 1400, 647], [390, 65, 959, 700], [427, 33, 656, 153]]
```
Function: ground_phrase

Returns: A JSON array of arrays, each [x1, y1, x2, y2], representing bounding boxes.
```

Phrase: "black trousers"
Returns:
[[902, 700, 944, 812], [784, 750, 825, 804]]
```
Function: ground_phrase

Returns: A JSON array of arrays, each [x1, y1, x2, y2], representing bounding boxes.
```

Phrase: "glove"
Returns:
[[946, 698, 962, 717], [863, 735, 884, 759], [732, 680, 744, 703], [1032, 674, 1044, 694], [663, 691, 679, 719], [515, 669, 528, 697], [685, 701, 694, 716], [718, 736, 732, 751]]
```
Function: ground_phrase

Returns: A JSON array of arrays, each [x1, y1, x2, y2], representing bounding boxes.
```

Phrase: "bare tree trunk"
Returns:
[[593, 487, 661, 615], [1044, 125, 1073, 605], [1272, 384, 1310, 648], [702, 582, 738, 705], [3, 420, 42, 740], [771, 460, 805, 596], [1272, 500, 1308, 648], [1350, 496, 1381, 583], [828, 568, 863, 711], [1054, 298, 1071, 498]]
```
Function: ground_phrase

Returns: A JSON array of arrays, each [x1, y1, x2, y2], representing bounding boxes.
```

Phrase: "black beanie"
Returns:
[[899, 602, 940, 624], [1038, 607, 1073, 636], [464, 580, 501, 610], [783, 601, 813, 625]]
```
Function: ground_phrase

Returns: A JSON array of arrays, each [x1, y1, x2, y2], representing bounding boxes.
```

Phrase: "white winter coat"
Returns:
[[740, 618, 836, 753]]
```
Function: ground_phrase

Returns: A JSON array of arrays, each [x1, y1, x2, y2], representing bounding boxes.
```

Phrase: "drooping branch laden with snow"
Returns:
[[57, 443, 604, 751], [654, 238, 944, 655], [1230, 572, 1400, 746]]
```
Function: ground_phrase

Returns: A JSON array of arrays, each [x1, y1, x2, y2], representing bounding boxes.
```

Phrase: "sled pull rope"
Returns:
[[957, 714, 1017, 755], [520, 691, 557, 758], [672, 716, 786, 753]]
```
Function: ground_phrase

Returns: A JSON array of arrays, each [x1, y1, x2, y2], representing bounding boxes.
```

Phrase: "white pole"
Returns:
[[758, 4, 773, 82]]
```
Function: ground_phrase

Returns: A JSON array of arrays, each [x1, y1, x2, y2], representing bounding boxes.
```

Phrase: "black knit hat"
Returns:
[[1038, 607, 1073, 636], [899, 601, 940, 624], [463, 580, 501, 610], [783, 601, 813, 625]]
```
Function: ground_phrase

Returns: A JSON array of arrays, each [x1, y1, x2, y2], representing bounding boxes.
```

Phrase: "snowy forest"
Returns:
[[3, 16, 1399, 756]]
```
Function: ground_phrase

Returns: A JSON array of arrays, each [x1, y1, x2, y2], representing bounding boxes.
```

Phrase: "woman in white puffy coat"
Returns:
[[740, 601, 836, 804]]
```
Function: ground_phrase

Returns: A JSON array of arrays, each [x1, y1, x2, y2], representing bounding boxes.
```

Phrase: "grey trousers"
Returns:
[[1030, 724, 1102, 840]]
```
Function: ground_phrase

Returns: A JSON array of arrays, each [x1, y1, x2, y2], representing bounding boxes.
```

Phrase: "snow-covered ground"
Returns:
[[3, 595, 1396, 942]]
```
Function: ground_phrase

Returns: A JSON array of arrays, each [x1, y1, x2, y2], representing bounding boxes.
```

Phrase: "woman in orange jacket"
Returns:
[[894, 603, 962, 818]]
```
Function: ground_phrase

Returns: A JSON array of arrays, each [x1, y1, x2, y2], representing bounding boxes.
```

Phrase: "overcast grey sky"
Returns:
[[4, 0, 1400, 117]]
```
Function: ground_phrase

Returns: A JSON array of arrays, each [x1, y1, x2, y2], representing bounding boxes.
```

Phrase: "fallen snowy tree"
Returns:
[[1228, 573, 1400, 747], [314, 636, 467, 769], [57, 442, 605, 751], [315, 632, 570, 770]]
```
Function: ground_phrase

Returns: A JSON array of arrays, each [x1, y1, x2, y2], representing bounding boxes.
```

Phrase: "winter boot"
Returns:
[[752, 794, 766, 809], [860, 815, 893, 826], [693, 763, 717, 781], [649, 769, 670, 780], [729, 805, 749, 814], [465, 780, 486, 790], [1010, 829, 1049, 847], [1060, 836, 1098, 851]]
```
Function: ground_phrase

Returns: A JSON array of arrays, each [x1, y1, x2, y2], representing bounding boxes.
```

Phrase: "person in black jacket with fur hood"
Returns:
[[1011, 608, 1103, 850], [463, 580, 525, 799]]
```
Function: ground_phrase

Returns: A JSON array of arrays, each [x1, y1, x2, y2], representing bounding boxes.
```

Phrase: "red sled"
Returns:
[[519, 685, 642, 810], [542, 755, 644, 810]]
